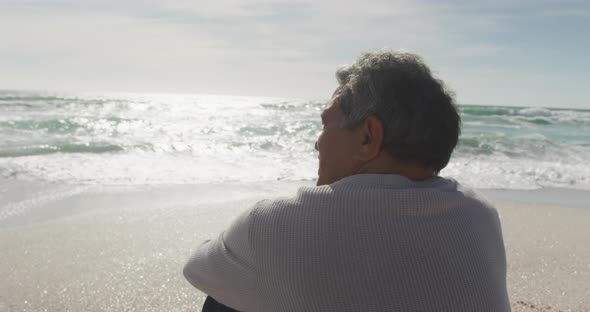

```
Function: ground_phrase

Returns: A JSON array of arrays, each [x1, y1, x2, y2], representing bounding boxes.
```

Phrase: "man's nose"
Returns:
[[314, 141, 319, 151]]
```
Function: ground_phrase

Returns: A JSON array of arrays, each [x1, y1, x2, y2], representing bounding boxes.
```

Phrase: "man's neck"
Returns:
[[358, 154, 435, 181]]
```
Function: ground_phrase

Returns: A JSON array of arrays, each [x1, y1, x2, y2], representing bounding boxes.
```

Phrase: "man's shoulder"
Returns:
[[454, 181, 496, 207], [250, 185, 335, 217], [444, 180, 502, 223]]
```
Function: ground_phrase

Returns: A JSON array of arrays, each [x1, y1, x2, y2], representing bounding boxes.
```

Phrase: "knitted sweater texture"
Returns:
[[184, 174, 511, 311]]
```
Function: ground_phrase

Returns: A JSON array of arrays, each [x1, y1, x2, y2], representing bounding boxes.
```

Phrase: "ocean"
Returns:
[[1, 90, 589, 190]]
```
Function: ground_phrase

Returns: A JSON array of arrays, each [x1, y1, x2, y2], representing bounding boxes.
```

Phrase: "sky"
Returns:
[[0, 0, 589, 108]]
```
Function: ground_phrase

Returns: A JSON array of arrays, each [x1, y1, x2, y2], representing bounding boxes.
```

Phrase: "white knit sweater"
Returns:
[[184, 174, 511, 311]]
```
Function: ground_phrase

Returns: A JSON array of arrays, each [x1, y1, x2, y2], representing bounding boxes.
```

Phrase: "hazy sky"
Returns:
[[1, 0, 589, 108]]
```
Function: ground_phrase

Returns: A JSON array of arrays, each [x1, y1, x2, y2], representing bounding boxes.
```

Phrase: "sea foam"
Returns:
[[1, 91, 589, 190]]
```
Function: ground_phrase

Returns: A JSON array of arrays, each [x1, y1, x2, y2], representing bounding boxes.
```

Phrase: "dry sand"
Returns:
[[1, 181, 589, 311], [499, 203, 590, 311]]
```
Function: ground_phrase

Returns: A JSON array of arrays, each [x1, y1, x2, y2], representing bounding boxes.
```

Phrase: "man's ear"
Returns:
[[357, 115, 384, 161]]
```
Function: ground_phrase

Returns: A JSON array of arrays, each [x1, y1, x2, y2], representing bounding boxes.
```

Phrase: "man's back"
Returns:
[[184, 174, 511, 311]]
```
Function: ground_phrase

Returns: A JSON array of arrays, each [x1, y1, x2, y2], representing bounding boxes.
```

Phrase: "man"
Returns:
[[184, 50, 511, 311]]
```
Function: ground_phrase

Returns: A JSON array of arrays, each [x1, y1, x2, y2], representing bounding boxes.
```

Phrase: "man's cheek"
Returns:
[[318, 157, 325, 173]]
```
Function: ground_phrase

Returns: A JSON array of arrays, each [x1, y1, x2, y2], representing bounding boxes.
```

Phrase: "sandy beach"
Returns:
[[1, 179, 589, 312]]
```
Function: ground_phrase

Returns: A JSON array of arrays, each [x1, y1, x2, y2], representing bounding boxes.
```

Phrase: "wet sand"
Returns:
[[1, 180, 589, 311]]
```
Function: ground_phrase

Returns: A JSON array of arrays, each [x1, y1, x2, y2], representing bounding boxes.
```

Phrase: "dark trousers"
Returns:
[[202, 296, 240, 312]]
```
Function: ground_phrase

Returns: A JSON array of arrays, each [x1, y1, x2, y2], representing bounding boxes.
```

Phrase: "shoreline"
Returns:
[[2, 179, 589, 230], [1, 179, 589, 311]]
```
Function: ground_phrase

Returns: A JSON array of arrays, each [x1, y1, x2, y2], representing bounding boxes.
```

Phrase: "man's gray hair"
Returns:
[[335, 50, 461, 172]]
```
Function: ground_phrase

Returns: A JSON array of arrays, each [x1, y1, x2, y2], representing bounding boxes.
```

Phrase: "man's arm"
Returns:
[[183, 208, 258, 311]]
